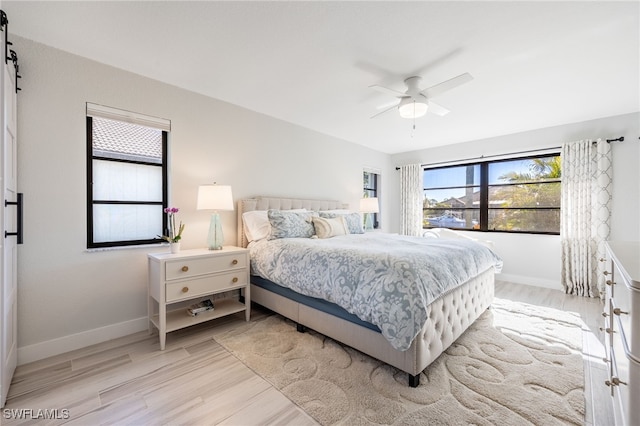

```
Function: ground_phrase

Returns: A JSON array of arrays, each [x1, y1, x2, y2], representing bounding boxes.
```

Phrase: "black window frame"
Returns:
[[86, 116, 169, 248], [423, 153, 561, 235], [363, 170, 379, 229]]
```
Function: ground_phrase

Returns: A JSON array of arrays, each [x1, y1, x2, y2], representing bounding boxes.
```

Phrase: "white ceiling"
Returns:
[[4, 1, 639, 154]]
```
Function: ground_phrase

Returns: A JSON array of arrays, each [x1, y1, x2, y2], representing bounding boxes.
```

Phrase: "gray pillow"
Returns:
[[268, 209, 316, 239], [319, 212, 364, 234]]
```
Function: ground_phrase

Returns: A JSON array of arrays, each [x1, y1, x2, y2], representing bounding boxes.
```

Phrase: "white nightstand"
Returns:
[[147, 246, 250, 350]]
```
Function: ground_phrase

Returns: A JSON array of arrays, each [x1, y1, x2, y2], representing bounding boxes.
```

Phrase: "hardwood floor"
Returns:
[[3, 281, 612, 425]]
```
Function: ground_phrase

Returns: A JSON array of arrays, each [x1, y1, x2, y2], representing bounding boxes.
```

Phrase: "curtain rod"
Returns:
[[395, 136, 625, 170]]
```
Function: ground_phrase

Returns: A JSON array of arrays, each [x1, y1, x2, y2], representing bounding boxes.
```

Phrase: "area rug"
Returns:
[[214, 298, 585, 425]]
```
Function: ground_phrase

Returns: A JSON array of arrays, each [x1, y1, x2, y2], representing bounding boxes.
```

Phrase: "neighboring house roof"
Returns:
[[442, 197, 467, 207], [92, 116, 162, 162]]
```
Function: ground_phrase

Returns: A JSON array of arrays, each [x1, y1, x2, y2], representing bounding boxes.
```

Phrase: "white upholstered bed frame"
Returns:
[[237, 196, 495, 387]]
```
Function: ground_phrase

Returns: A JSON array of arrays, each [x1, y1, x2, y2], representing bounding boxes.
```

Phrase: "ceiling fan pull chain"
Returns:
[[411, 112, 416, 137]]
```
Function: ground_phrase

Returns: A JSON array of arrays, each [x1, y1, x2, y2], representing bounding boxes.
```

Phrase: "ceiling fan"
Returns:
[[369, 72, 473, 119]]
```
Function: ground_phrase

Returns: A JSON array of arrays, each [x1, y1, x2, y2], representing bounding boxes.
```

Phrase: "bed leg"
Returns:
[[408, 374, 420, 388], [296, 323, 306, 333]]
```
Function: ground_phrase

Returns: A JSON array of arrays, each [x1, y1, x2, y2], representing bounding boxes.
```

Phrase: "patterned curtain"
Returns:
[[561, 139, 612, 298], [400, 164, 423, 236]]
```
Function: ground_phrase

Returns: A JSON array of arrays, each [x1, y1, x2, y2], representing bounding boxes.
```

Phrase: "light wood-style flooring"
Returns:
[[3, 281, 612, 425]]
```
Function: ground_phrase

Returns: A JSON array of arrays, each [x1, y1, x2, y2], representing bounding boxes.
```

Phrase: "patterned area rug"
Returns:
[[214, 298, 585, 425]]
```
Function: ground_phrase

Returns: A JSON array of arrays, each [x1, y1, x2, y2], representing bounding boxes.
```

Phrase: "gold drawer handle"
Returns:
[[613, 307, 629, 316], [181, 266, 189, 272], [182, 287, 189, 293], [605, 377, 627, 387], [232, 277, 238, 283], [232, 259, 239, 265]]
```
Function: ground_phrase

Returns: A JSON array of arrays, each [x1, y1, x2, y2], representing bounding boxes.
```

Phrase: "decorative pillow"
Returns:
[[267, 209, 316, 239], [242, 211, 269, 242], [319, 212, 364, 234], [243, 209, 306, 242], [312, 216, 349, 239]]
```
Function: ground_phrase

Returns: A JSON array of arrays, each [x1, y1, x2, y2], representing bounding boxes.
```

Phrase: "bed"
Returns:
[[236, 196, 502, 387]]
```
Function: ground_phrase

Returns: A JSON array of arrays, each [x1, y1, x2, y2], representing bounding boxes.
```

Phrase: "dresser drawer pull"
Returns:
[[605, 377, 627, 387], [602, 312, 609, 318], [232, 259, 238, 265], [613, 307, 629, 316], [603, 271, 610, 276], [232, 277, 238, 283], [181, 266, 189, 272], [606, 279, 615, 286], [182, 287, 189, 293], [599, 257, 606, 262], [599, 327, 615, 334]]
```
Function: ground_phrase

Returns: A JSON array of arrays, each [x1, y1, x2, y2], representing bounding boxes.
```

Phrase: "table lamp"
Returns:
[[360, 197, 379, 231], [197, 184, 234, 250]]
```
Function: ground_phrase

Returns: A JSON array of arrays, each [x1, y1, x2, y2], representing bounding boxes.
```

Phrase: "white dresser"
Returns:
[[148, 247, 250, 350], [603, 241, 640, 426]]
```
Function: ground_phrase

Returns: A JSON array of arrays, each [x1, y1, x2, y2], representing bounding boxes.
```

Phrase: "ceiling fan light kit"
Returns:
[[398, 97, 428, 119], [370, 72, 473, 121]]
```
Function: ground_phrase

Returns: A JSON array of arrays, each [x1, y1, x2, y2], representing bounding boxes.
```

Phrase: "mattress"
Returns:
[[251, 274, 381, 332]]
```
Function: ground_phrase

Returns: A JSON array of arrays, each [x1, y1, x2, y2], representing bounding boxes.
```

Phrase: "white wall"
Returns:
[[14, 37, 392, 363], [391, 112, 640, 289]]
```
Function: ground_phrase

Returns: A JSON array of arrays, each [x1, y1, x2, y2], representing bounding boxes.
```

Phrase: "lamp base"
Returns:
[[364, 212, 374, 231], [207, 212, 224, 250]]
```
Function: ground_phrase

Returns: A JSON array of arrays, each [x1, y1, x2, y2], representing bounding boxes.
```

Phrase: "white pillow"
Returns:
[[312, 216, 349, 239], [243, 209, 307, 242]]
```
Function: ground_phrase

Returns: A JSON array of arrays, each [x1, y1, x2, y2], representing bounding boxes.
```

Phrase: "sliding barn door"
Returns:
[[0, 13, 18, 408]]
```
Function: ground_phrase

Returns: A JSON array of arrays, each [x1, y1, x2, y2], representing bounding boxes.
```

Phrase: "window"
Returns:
[[423, 154, 561, 234], [363, 170, 379, 229], [86, 104, 170, 248]]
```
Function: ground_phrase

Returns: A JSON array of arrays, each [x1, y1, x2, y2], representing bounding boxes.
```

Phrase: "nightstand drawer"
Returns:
[[166, 271, 248, 302], [165, 253, 247, 280]]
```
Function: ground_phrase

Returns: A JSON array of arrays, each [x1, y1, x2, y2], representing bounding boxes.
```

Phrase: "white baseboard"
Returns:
[[496, 273, 562, 291], [17, 317, 148, 365]]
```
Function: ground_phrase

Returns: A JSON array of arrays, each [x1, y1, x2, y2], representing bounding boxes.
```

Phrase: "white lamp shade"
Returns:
[[197, 184, 234, 211], [360, 197, 379, 213], [398, 97, 428, 119]]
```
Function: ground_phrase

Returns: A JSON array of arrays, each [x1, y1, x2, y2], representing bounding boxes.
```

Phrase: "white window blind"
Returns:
[[86, 102, 171, 132]]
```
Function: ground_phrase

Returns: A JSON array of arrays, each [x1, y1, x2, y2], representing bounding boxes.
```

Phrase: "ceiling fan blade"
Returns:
[[375, 99, 401, 110], [427, 101, 450, 116], [421, 72, 473, 99], [369, 84, 406, 98], [370, 103, 399, 119]]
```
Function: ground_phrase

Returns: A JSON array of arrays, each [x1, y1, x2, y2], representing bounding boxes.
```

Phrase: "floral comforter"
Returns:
[[249, 233, 503, 351]]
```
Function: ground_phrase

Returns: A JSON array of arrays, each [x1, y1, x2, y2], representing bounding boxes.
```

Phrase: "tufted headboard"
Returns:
[[236, 196, 349, 248]]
